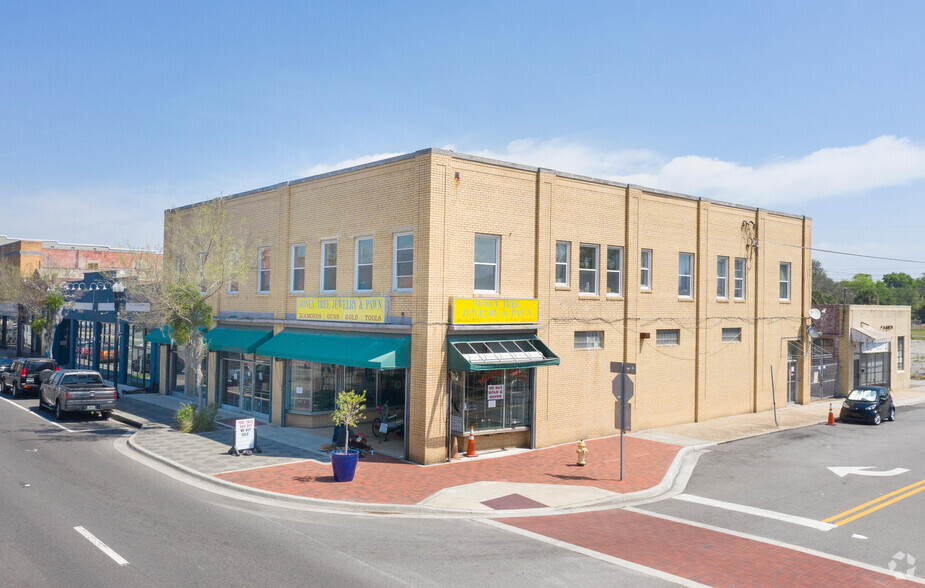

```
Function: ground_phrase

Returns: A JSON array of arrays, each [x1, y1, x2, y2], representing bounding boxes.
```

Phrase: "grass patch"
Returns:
[[912, 326, 925, 340]]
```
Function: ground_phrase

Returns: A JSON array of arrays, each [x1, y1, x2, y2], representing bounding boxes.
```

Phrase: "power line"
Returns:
[[759, 238, 925, 265]]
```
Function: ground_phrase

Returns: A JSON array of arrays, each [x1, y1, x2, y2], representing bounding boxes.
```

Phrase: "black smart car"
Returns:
[[839, 386, 895, 425]]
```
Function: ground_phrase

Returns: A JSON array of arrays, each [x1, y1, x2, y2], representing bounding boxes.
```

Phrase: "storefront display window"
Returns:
[[127, 325, 150, 388], [451, 368, 534, 432], [344, 366, 376, 400], [285, 362, 407, 414], [169, 348, 186, 394], [218, 352, 270, 417]]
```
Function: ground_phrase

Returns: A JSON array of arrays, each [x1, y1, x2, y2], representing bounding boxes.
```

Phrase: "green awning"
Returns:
[[447, 334, 559, 371], [204, 326, 274, 354], [145, 326, 173, 345], [255, 329, 411, 370]]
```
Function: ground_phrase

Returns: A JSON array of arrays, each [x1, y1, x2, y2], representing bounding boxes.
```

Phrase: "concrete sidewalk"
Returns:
[[114, 383, 925, 516]]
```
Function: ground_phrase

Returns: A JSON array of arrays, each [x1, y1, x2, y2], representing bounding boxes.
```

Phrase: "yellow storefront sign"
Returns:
[[452, 298, 539, 325], [296, 297, 387, 323]]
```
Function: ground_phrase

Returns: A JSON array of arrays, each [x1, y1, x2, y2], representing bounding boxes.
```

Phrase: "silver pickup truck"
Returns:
[[38, 370, 117, 420]]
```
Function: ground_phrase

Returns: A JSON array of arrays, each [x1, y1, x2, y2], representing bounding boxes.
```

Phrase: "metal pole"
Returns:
[[770, 365, 778, 427], [620, 372, 625, 482]]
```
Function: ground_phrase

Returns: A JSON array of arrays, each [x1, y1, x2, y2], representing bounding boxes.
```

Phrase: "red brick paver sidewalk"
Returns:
[[502, 509, 916, 587], [215, 436, 680, 505]]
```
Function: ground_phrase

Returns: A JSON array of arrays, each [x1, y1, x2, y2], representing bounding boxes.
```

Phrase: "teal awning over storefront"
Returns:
[[447, 334, 559, 371], [256, 330, 411, 370], [145, 326, 173, 345], [204, 326, 274, 354]]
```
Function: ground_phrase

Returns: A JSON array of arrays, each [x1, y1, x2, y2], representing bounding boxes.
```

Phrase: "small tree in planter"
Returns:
[[330, 390, 367, 482], [331, 390, 367, 452]]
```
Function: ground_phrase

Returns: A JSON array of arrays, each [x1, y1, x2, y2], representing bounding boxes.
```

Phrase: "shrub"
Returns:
[[175, 402, 219, 433]]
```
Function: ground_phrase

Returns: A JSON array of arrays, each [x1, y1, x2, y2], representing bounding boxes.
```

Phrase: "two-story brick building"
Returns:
[[151, 148, 812, 465]]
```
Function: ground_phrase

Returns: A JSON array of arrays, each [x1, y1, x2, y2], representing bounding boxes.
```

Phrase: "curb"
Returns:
[[121, 428, 712, 518]]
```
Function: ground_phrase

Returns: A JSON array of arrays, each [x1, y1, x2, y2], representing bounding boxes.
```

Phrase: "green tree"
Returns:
[[0, 262, 70, 356]]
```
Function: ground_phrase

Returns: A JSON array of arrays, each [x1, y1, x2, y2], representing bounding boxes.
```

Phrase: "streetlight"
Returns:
[[112, 281, 126, 397]]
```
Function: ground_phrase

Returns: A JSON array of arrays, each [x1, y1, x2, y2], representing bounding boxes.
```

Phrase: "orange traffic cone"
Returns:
[[465, 427, 477, 457], [827, 403, 836, 426]]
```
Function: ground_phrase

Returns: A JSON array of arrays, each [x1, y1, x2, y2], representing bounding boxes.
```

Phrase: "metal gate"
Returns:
[[810, 340, 838, 398]]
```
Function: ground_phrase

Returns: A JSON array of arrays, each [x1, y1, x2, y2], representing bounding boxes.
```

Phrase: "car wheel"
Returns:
[[100, 411, 112, 420], [0, 379, 6, 394], [55, 401, 65, 421], [36, 393, 44, 410], [11, 383, 19, 398], [888, 406, 896, 421], [372, 418, 382, 438], [873, 412, 882, 425]]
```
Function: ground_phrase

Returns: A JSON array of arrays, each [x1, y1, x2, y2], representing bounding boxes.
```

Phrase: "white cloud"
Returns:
[[467, 136, 925, 207], [300, 151, 408, 177]]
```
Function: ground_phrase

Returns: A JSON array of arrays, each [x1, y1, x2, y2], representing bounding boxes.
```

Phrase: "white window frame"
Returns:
[[474, 234, 500, 293], [355, 237, 373, 293], [722, 327, 741, 343], [321, 240, 337, 294], [574, 331, 604, 350], [606, 246, 623, 297], [555, 241, 570, 287], [257, 247, 270, 294], [578, 243, 599, 295], [392, 232, 413, 292], [290, 243, 306, 294], [678, 252, 694, 298], [656, 329, 680, 346], [779, 262, 791, 301], [717, 256, 729, 300], [734, 257, 746, 300], [640, 249, 652, 290]]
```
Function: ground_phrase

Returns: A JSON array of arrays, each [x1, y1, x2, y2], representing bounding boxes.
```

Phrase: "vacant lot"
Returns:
[[913, 338, 925, 379]]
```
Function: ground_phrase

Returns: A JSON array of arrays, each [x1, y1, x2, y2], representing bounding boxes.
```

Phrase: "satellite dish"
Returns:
[[808, 308, 822, 320], [808, 325, 820, 339]]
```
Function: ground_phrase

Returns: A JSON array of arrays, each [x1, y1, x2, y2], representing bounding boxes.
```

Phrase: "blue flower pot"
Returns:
[[330, 448, 360, 482]]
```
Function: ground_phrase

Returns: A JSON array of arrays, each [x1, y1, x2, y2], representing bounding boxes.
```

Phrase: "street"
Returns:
[[0, 393, 672, 587]]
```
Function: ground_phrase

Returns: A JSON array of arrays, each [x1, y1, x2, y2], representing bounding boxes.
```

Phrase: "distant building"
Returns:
[[0, 236, 161, 357]]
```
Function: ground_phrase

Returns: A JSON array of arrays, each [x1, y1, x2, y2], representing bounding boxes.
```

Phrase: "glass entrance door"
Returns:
[[242, 361, 254, 413]]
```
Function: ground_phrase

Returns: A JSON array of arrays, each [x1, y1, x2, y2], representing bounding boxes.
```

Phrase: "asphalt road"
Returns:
[[0, 392, 675, 587], [637, 402, 925, 577]]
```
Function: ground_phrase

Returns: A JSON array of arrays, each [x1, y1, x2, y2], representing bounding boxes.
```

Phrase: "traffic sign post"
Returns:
[[610, 362, 636, 481]]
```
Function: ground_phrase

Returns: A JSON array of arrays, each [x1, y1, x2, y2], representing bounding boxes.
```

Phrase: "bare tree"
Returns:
[[130, 198, 255, 407]]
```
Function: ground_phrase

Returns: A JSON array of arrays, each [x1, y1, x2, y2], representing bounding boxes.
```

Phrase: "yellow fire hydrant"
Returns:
[[576, 440, 588, 466]]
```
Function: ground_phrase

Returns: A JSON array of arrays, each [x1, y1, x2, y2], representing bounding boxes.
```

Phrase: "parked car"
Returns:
[[131, 352, 150, 373], [38, 369, 117, 420], [1, 357, 58, 398], [840, 386, 895, 425], [0, 357, 12, 374], [100, 345, 117, 362]]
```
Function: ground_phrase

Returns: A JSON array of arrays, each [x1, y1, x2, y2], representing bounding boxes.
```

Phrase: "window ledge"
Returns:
[[555, 285, 571, 290], [578, 293, 600, 299], [716, 298, 729, 303], [678, 296, 695, 301], [454, 426, 529, 436]]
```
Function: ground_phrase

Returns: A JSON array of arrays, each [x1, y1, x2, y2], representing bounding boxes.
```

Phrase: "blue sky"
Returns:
[[3, 1, 924, 281]]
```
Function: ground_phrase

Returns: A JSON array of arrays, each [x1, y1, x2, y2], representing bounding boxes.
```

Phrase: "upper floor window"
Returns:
[[321, 241, 337, 293], [393, 233, 413, 292], [291, 244, 305, 293], [656, 329, 680, 346], [734, 257, 746, 300], [607, 246, 623, 296], [640, 249, 652, 290], [717, 256, 729, 299], [355, 238, 373, 292], [578, 244, 599, 295], [574, 331, 603, 349], [678, 253, 694, 298], [474, 234, 500, 293], [258, 248, 271, 293], [555, 241, 570, 286], [779, 262, 791, 301]]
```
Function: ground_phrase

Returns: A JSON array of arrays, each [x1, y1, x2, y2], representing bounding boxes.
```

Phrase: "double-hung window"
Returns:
[[474, 234, 500, 293], [393, 233, 413, 292], [734, 257, 746, 300], [258, 248, 271, 294], [678, 253, 694, 298], [578, 244, 599, 295], [574, 331, 603, 349], [607, 246, 623, 296], [640, 249, 652, 290], [321, 241, 337, 293], [717, 256, 729, 299], [355, 238, 373, 292], [555, 241, 570, 286], [291, 244, 305, 293], [779, 262, 791, 301]]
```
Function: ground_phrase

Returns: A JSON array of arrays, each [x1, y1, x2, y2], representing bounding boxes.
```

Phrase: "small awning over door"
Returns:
[[145, 326, 173, 345], [850, 325, 892, 343], [447, 334, 559, 371]]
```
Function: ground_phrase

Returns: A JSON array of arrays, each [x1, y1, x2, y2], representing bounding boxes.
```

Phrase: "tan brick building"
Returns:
[[153, 148, 812, 465]]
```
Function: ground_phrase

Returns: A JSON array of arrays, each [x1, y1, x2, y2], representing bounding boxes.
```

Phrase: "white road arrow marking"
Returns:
[[828, 466, 910, 477]]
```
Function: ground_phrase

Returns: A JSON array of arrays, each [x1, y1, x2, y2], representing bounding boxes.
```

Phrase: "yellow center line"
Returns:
[[823, 480, 925, 526]]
